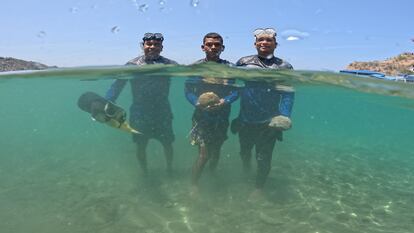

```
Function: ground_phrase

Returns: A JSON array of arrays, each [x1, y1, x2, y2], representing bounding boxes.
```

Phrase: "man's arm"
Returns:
[[278, 61, 294, 117], [277, 85, 295, 117], [184, 77, 200, 106], [105, 79, 127, 102], [222, 79, 239, 104], [268, 85, 294, 131]]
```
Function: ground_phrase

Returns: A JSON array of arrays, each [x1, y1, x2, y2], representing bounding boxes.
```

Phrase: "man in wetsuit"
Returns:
[[184, 32, 239, 194], [233, 28, 295, 197], [105, 33, 178, 176]]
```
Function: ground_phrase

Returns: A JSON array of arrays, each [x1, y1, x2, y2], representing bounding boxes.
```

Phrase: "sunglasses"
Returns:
[[253, 28, 277, 37], [142, 33, 164, 41]]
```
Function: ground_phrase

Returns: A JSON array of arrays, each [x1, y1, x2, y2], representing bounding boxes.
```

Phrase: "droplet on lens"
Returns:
[[191, 0, 200, 7], [70, 7, 78, 13], [111, 26, 120, 34], [139, 4, 149, 12], [37, 31, 47, 38]]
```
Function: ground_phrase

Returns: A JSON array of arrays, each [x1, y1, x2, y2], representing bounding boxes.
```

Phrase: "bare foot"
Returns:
[[242, 161, 252, 175], [190, 185, 200, 200], [248, 188, 264, 202], [141, 169, 149, 178], [166, 166, 173, 177]]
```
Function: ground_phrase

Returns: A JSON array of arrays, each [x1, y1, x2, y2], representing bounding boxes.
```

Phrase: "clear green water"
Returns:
[[1, 65, 414, 233]]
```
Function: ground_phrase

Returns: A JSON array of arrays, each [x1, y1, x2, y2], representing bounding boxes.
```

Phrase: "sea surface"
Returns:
[[1, 64, 414, 233]]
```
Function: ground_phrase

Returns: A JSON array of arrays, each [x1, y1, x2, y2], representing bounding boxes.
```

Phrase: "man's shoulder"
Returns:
[[220, 59, 234, 66], [159, 56, 178, 65], [192, 58, 233, 66], [125, 56, 178, 65], [274, 57, 293, 70], [125, 56, 145, 66], [192, 59, 206, 65], [236, 55, 258, 66]]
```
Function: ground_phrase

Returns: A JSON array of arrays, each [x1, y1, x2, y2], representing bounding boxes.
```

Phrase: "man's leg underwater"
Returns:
[[161, 141, 173, 174], [135, 138, 150, 176], [157, 118, 175, 174], [192, 144, 209, 186], [255, 133, 277, 190], [239, 127, 255, 172], [208, 141, 223, 172]]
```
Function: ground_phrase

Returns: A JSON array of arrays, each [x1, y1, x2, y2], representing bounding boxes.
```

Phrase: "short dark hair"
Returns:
[[203, 32, 223, 44]]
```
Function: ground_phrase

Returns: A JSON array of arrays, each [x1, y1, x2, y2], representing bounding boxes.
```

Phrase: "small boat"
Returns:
[[339, 69, 386, 77], [405, 75, 414, 82], [339, 70, 407, 82]]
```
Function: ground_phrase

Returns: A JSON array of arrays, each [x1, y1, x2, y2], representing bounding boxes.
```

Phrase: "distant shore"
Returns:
[[346, 52, 414, 76], [2, 53, 413, 75], [0, 57, 56, 72]]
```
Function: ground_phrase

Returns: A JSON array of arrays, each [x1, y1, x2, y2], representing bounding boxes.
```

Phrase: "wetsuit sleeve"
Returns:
[[278, 62, 294, 116], [223, 79, 239, 104], [278, 86, 295, 117], [235, 59, 244, 67], [223, 89, 239, 104], [105, 79, 127, 102], [184, 78, 199, 106]]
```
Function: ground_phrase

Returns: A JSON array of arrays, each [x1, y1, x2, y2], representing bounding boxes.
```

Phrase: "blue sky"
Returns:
[[1, 0, 413, 70]]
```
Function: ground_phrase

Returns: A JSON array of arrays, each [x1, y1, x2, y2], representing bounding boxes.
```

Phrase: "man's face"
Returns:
[[202, 37, 224, 59], [254, 35, 277, 57], [143, 39, 163, 59]]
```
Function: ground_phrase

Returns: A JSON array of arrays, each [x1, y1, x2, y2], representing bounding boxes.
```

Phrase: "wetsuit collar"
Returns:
[[144, 55, 161, 62], [258, 54, 274, 60], [204, 58, 224, 63]]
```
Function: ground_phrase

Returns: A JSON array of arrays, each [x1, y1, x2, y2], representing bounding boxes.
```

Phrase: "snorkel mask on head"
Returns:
[[142, 33, 164, 42], [253, 28, 277, 59], [253, 28, 277, 37]]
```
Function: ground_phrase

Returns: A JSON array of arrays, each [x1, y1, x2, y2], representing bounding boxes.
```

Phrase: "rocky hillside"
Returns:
[[346, 52, 414, 76], [0, 57, 56, 72]]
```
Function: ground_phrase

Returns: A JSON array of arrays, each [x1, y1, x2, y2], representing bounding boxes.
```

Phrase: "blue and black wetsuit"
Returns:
[[105, 55, 178, 144], [235, 54, 294, 189], [185, 59, 239, 145]]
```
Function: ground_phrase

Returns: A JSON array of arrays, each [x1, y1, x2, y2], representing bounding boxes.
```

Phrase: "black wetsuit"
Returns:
[[184, 59, 239, 145], [235, 54, 294, 189], [105, 55, 178, 144]]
